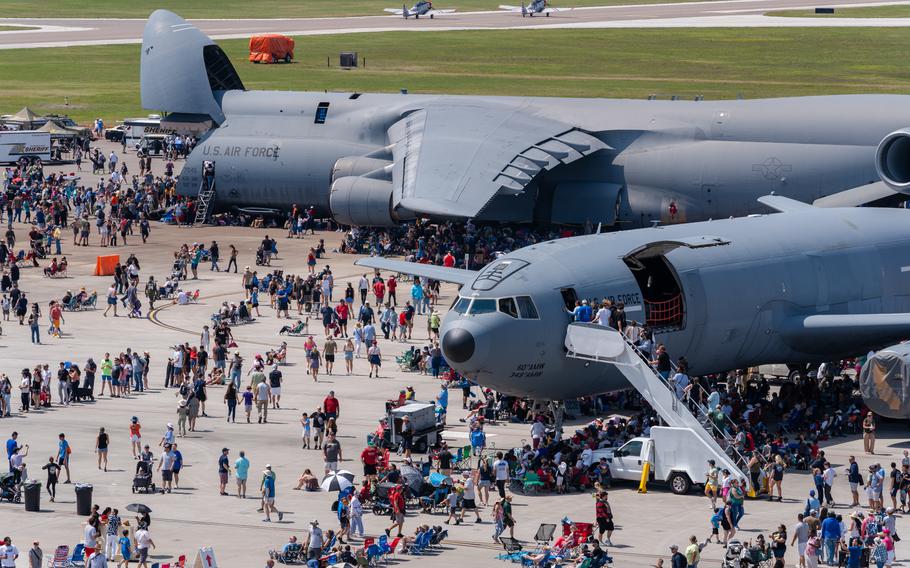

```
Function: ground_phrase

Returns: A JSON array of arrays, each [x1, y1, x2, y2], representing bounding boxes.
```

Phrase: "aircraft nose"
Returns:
[[442, 328, 475, 364]]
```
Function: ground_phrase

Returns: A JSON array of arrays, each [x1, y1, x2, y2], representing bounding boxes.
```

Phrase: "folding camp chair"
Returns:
[[49, 545, 69, 568], [497, 536, 524, 563], [531, 523, 557, 554]]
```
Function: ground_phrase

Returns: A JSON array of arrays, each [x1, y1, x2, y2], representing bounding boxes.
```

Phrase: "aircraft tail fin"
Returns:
[[141, 10, 244, 124]]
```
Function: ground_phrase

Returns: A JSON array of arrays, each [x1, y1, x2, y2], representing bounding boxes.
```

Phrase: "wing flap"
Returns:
[[354, 258, 477, 286]]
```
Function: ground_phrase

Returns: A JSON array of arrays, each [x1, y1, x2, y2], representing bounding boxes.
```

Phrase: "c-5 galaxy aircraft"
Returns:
[[358, 198, 910, 418], [384, 1, 455, 18], [144, 10, 910, 227], [499, 1, 571, 16]]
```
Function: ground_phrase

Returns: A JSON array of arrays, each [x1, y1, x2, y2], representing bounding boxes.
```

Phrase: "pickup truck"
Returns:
[[591, 426, 724, 495]]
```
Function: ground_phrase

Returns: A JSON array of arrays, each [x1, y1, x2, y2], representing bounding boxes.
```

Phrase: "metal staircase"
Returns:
[[564, 322, 754, 489], [193, 177, 215, 225]]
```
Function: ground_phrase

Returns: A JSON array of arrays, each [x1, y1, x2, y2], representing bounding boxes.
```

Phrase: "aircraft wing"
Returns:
[[499, 4, 524, 11], [355, 257, 477, 286], [428, 8, 456, 14], [812, 181, 898, 208], [384, 8, 406, 14], [387, 102, 607, 220], [542, 6, 571, 12]]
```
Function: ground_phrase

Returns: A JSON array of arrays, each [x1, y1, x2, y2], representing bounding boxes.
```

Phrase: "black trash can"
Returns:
[[75, 483, 92, 516], [24, 482, 40, 512]]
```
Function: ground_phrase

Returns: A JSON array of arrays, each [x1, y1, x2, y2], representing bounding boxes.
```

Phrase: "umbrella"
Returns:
[[428, 472, 453, 487], [398, 464, 424, 495], [321, 472, 353, 492], [126, 503, 152, 514], [335, 470, 356, 482]]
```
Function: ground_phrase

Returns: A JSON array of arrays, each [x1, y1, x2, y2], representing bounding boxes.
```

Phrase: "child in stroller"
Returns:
[[0, 472, 21, 503]]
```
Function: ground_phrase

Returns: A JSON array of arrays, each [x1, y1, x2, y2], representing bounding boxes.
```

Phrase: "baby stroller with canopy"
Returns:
[[132, 460, 157, 494], [0, 472, 21, 503]]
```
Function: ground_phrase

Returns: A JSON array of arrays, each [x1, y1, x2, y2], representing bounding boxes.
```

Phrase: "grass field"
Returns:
[[0, 0, 711, 19], [767, 5, 910, 17], [0, 25, 37, 31], [1, 27, 908, 125]]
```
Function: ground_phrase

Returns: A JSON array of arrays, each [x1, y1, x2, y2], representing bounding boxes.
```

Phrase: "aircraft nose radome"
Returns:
[[442, 328, 475, 364]]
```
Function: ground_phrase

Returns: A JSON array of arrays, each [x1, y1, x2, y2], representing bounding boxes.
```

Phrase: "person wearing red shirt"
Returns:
[[443, 252, 455, 268], [323, 391, 340, 421], [361, 445, 379, 483], [372, 280, 386, 305], [387, 276, 397, 307], [334, 301, 349, 337]]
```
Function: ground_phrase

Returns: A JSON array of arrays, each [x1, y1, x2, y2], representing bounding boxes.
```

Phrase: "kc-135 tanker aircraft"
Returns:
[[143, 10, 910, 228]]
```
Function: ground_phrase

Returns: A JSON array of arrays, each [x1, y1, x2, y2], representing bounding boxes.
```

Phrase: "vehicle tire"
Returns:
[[271, 56, 277, 64], [284, 54, 291, 63], [787, 369, 802, 382], [668, 472, 692, 495]]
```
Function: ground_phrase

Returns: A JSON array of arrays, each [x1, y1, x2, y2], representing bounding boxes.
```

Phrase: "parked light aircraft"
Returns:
[[499, 1, 571, 16], [357, 198, 910, 415], [143, 10, 910, 227], [384, 1, 455, 18]]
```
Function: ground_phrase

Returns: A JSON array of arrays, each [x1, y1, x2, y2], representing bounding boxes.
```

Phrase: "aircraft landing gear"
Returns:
[[548, 400, 565, 441], [430, 13, 434, 18]]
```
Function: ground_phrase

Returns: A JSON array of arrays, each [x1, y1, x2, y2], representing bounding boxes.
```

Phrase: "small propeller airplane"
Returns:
[[384, 1, 456, 18], [499, 0, 571, 16]]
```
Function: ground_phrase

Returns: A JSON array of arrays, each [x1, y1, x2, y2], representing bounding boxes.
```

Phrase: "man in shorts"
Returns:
[[361, 444, 379, 484], [134, 526, 154, 568], [218, 448, 230, 496], [323, 434, 342, 474], [268, 365, 282, 409], [235, 450, 250, 498], [156, 444, 175, 493], [255, 380, 270, 424], [262, 467, 283, 522], [100, 354, 113, 397]]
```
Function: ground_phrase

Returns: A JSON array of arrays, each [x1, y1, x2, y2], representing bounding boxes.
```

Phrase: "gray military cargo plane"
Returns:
[[143, 10, 910, 228], [384, 1, 456, 18], [357, 198, 910, 412], [499, 1, 571, 17]]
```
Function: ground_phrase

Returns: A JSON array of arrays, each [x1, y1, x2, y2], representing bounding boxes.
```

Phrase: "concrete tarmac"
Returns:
[[0, 0, 908, 49], [0, 146, 905, 566]]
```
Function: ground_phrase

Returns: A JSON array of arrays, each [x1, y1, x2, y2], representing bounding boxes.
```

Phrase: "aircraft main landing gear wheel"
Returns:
[[546, 12, 550, 16], [430, 13, 434, 18]]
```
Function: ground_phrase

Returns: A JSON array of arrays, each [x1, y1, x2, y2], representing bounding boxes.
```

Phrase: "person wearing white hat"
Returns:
[[159, 424, 175, 447]]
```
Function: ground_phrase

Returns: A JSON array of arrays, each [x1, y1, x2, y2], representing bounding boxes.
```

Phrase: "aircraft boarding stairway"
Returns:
[[564, 322, 754, 489], [193, 177, 215, 225]]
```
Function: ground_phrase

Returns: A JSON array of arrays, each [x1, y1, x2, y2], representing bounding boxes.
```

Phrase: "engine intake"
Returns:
[[876, 128, 910, 191], [330, 176, 398, 226]]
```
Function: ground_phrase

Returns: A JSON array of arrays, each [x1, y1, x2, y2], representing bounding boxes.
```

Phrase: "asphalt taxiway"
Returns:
[[1, 0, 909, 49]]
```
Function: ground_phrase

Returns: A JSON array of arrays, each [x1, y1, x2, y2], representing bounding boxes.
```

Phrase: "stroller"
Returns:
[[0, 472, 21, 503], [255, 247, 268, 266], [371, 482, 399, 516], [132, 460, 157, 494], [722, 540, 749, 568]]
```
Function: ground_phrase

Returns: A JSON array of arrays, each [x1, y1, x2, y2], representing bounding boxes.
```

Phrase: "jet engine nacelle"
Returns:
[[859, 342, 910, 419], [331, 157, 393, 183], [876, 128, 910, 192], [330, 176, 400, 226]]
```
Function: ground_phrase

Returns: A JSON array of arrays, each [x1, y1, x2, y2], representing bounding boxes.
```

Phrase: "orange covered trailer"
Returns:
[[249, 34, 295, 64]]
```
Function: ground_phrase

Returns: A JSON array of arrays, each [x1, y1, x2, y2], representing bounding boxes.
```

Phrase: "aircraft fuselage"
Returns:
[[438, 206, 910, 400]]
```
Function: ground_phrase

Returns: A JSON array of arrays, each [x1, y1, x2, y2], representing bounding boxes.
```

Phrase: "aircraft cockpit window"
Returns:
[[452, 297, 472, 314], [498, 297, 518, 318], [468, 299, 496, 315], [516, 296, 539, 319], [315, 102, 330, 124]]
